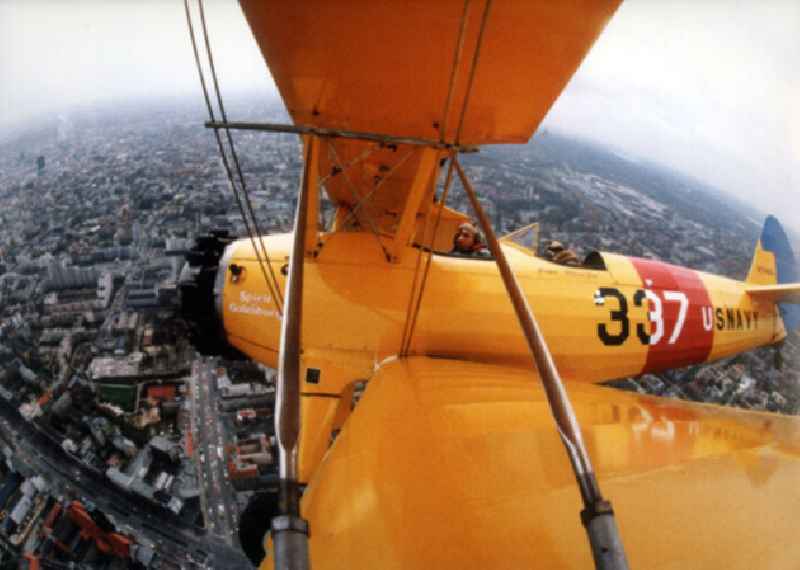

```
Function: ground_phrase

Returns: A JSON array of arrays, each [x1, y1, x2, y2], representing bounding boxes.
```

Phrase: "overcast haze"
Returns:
[[1, 0, 798, 233]]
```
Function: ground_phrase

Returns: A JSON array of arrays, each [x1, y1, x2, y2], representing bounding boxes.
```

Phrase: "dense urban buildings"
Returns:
[[0, 98, 797, 567]]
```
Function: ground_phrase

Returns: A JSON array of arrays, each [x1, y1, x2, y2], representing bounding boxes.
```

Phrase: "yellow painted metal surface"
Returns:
[[220, 231, 791, 488], [292, 357, 800, 570], [221, 235, 287, 369], [221, 232, 781, 385], [747, 283, 800, 304], [239, 0, 620, 145], [746, 239, 778, 285], [700, 270, 783, 361], [237, 0, 620, 241], [387, 147, 439, 263], [296, 349, 372, 480], [310, 140, 445, 252], [220, 4, 800, 567], [297, 395, 340, 484]]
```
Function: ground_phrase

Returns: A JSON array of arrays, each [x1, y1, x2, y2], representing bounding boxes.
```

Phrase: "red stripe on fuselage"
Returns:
[[629, 257, 714, 374]]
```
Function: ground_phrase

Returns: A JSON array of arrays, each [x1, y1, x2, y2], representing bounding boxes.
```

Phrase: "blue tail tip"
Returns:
[[761, 215, 800, 332]]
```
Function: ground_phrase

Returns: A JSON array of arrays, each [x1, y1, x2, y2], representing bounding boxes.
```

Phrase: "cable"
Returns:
[[191, 0, 284, 313], [184, 0, 281, 314], [196, 0, 284, 310], [439, 0, 472, 143], [399, 169, 440, 354], [336, 145, 417, 231], [401, 0, 493, 351], [454, 0, 493, 145], [318, 144, 376, 188], [327, 141, 404, 261], [401, 156, 457, 355], [318, 142, 377, 232]]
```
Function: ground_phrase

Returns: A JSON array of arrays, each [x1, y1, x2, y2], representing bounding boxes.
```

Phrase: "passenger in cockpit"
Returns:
[[545, 240, 580, 266], [451, 223, 491, 257]]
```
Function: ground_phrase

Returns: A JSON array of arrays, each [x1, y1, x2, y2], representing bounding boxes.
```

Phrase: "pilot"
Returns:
[[452, 222, 491, 257], [545, 240, 580, 266]]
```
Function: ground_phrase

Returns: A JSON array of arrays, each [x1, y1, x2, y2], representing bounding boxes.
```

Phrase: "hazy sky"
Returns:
[[545, 0, 800, 233], [1, 0, 798, 233]]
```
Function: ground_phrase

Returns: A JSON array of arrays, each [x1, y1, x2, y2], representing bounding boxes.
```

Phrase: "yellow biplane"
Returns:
[[180, 1, 800, 569]]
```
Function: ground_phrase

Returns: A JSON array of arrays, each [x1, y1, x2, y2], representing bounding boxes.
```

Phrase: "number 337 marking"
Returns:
[[596, 287, 688, 347]]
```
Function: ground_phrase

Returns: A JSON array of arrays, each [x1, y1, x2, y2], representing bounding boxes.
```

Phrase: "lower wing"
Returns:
[[296, 357, 800, 570]]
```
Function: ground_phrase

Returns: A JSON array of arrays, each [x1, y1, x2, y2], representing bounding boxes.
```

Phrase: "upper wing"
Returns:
[[238, 1, 621, 248], [746, 283, 800, 304], [239, 0, 620, 145], [295, 356, 800, 569]]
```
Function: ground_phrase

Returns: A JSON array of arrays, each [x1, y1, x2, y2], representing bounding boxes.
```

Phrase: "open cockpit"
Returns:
[[421, 221, 608, 271]]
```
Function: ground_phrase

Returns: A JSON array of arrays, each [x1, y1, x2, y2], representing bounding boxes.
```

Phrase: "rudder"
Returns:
[[746, 219, 778, 285], [747, 216, 800, 331]]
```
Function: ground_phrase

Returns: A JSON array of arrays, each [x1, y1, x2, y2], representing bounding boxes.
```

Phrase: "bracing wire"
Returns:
[[184, 0, 281, 314], [438, 0, 471, 143], [454, 0, 493, 145], [336, 144, 417, 230], [318, 144, 376, 188], [196, 0, 284, 310], [400, 0, 494, 350], [401, 156, 457, 355], [188, 0, 284, 313], [326, 141, 405, 261], [399, 167, 441, 354], [318, 142, 377, 232]]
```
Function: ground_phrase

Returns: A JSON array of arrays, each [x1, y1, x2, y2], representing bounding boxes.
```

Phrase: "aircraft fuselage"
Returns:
[[218, 232, 784, 387]]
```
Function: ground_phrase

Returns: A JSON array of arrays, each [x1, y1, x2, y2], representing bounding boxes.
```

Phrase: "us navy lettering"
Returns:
[[714, 307, 758, 331]]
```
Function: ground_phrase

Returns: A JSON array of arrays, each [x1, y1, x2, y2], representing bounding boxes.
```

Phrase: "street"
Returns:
[[0, 398, 252, 569], [189, 358, 241, 547]]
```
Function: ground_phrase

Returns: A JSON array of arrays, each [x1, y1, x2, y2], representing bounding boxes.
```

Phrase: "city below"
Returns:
[[0, 96, 797, 568]]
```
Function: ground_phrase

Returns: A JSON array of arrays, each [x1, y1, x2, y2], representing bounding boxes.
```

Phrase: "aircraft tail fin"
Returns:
[[745, 216, 800, 331]]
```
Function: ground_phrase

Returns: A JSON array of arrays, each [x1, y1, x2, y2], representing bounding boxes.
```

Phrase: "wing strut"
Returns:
[[454, 158, 630, 570], [270, 136, 319, 570]]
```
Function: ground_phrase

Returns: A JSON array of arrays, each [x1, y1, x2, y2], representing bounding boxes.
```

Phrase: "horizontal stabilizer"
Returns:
[[746, 283, 800, 304]]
